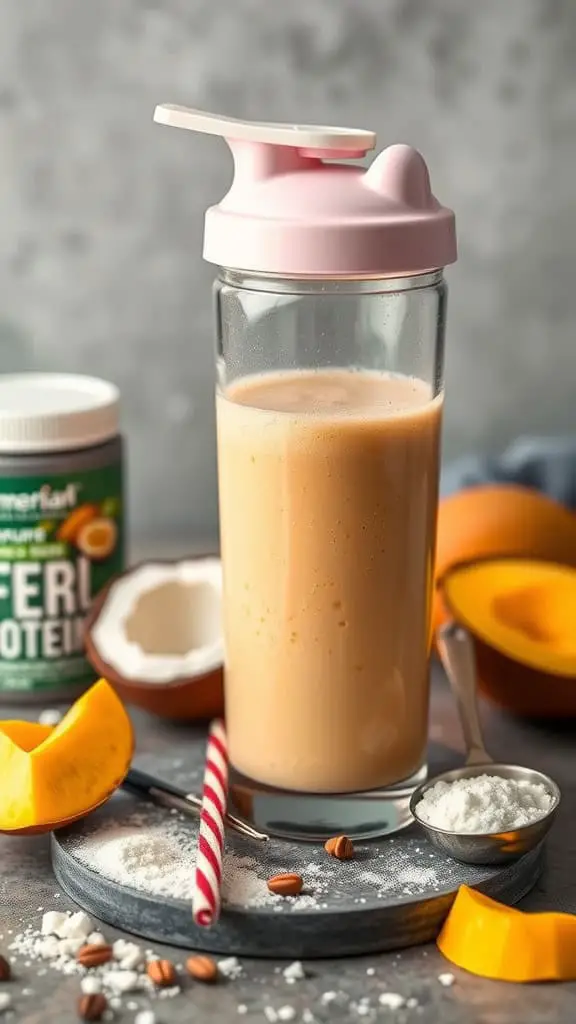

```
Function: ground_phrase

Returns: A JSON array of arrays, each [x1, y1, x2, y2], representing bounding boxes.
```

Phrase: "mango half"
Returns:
[[438, 885, 576, 982], [433, 484, 576, 639], [442, 557, 576, 718], [0, 679, 133, 834]]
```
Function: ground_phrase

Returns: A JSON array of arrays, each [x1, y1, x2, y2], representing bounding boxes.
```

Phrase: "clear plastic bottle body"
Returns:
[[215, 270, 446, 804], [215, 271, 446, 391]]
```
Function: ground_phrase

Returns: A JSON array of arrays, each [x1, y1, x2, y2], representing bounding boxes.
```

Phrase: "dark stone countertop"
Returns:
[[1, 667, 576, 1023]]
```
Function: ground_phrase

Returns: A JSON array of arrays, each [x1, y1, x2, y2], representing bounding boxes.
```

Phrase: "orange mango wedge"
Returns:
[[0, 679, 133, 834], [438, 885, 576, 982]]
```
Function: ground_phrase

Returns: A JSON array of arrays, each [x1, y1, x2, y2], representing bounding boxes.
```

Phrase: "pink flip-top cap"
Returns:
[[154, 105, 456, 278]]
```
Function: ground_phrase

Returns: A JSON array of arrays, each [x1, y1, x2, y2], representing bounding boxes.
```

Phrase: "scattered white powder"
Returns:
[[396, 865, 439, 888], [102, 969, 140, 994], [218, 957, 243, 980], [6, 798, 484, 1023], [0, 994, 11, 1013], [73, 824, 320, 911], [81, 977, 103, 995], [366, 967, 375, 976], [10, 909, 173, 1012], [277, 1007, 296, 1021], [72, 806, 471, 913], [57, 937, 85, 957], [379, 993, 405, 1010], [113, 939, 144, 970], [321, 991, 348, 1007], [416, 774, 554, 833], [39, 936, 60, 960], [351, 996, 373, 1016], [157, 986, 181, 1000], [438, 972, 455, 987], [59, 911, 94, 941], [38, 707, 63, 725], [283, 961, 305, 983], [41, 911, 68, 936], [135, 1013, 156, 1024], [87, 931, 107, 946], [321, 992, 337, 1005]]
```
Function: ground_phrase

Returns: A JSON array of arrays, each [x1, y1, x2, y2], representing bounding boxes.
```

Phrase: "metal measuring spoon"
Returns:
[[409, 621, 561, 865]]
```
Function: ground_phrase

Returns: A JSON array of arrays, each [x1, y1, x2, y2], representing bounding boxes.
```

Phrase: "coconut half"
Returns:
[[85, 558, 224, 720]]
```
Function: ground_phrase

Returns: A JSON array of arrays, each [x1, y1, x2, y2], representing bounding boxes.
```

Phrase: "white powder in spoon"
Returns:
[[416, 774, 554, 833]]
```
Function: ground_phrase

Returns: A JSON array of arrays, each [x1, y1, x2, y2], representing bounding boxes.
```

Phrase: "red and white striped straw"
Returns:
[[193, 718, 229, 927]]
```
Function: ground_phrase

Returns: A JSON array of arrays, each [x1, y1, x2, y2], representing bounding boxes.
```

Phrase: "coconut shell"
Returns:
[[84, 559, 225, 722]]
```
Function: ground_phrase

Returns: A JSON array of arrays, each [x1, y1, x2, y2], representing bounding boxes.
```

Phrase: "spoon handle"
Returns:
[[436, 621, 492, 767]]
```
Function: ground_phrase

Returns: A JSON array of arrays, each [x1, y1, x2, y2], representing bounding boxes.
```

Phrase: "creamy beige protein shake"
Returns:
[[216, 368, 442, 794]]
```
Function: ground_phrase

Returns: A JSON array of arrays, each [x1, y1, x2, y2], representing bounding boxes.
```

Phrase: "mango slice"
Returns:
[[0, 721, 54, 751], [432, 484, 576, 638], [438, 885, 576, 982], [440, 557, 576, 717], [443, 558, 576, 678], [0, 679, 133, 834]]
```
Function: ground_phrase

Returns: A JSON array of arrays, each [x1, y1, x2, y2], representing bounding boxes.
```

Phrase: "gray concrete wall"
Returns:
[[1, 0, 575, 543]]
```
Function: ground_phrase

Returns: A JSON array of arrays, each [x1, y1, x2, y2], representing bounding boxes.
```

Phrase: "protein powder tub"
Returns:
[[0, 373, 125, 703]]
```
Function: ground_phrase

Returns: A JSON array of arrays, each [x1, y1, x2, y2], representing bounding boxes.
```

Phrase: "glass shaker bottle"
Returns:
[[154, 105, 456, 840]]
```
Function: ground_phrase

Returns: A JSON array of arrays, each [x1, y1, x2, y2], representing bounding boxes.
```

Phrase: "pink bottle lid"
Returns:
[[154, 105, 456, 278]]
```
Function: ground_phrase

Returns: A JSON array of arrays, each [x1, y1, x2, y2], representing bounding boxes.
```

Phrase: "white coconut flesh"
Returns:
[[91, 558, 223, 684]]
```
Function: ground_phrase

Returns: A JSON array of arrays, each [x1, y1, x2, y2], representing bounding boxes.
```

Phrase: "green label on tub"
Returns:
[[0, 465, 124, 694]]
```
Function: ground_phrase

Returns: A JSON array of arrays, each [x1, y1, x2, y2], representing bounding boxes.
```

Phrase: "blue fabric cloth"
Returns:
[[441, 437, 576, 510]]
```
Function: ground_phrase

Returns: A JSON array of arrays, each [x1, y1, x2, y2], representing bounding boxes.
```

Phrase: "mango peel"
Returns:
[[438, 885, 576, 982], [0, 679, 133, 834]]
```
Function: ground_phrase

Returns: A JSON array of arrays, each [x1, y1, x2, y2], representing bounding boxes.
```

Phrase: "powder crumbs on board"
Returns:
[[69, 807, 466, 917], [72, 818, 324, 911]]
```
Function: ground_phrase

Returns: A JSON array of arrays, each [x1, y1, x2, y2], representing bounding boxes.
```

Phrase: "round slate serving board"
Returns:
[[51, 748, 544, 959]]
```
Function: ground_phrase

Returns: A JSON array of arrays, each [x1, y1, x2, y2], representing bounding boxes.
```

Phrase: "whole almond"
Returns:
[[186, 954, 218, 983], [324, 835, 354, 860], [76, 944, 113, 968], [267, 872, 303, 896], [0, 955, 11, 981], [77, 992, 108, 1021], [147, 958, 177, 987]]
